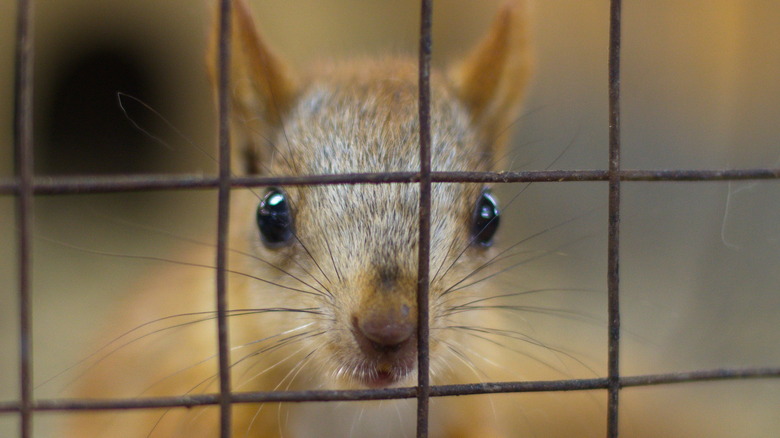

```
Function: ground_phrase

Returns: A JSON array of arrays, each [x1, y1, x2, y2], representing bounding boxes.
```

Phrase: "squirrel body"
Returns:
[[63, 1, 559, 436]]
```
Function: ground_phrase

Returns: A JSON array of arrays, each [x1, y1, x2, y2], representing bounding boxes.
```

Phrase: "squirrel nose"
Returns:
[[355, 305, 415, 351]]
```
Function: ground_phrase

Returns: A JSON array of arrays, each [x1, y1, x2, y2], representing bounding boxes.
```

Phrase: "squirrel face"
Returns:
[[210, 0, 532, 389], [254, 61, 489, 388]]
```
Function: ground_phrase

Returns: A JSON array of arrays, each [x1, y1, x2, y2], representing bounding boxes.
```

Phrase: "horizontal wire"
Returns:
[[0, 168, 779, 195], [1, 366, 777, 413]]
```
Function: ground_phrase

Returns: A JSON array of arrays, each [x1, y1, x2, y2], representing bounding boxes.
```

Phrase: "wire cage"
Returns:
[[3, 0, 780, 437]]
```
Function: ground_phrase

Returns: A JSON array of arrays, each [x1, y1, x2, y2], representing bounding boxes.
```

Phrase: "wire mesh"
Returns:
[[5, 0, 780, 437]]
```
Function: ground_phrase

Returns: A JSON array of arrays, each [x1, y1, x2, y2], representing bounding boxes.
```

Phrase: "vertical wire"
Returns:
[[216, 0, 234, 436], [416, 0, 433, 436], [607, 0, 622, 436], [13, 0, 35, 436]]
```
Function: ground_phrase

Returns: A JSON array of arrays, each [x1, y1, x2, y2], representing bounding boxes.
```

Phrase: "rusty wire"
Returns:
[[2, 366, 780, 415], [606, 0, 622, 435], [214, 0, 234, 436], [2, 168, 779, 197], [12, 0, 35, 437], [415, 0, 434, 435]]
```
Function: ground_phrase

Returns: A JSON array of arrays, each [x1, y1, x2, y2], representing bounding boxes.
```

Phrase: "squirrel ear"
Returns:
[[207, 0, 299, 173], [447, 0, 533, 166]]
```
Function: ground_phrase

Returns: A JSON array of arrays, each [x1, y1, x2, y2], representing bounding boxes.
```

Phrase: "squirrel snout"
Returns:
[[358, 307, 415, 351], [348, 272, 420, 386], [350, 304, 418, 387], [353, 304, 416, 353]]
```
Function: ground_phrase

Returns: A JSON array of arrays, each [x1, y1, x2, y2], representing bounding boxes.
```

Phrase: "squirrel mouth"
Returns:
[[349, 346, 418, 388], [355, 362, 414, 388], [362, 369, 397, 388]]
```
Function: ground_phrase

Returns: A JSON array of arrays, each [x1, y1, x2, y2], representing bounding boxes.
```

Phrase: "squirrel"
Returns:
[[60, 1, 606, 437]]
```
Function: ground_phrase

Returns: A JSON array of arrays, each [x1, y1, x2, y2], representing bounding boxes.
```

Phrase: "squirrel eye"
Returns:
[[256, 188, 294, 247], [471, 189, 500, 247]]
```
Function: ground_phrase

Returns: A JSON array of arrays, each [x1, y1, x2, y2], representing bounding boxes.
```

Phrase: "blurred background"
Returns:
[[1, 0, 778, 436]]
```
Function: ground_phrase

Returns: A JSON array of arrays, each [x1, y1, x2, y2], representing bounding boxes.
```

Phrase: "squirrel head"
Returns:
[[208, 0, 532, 389]]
